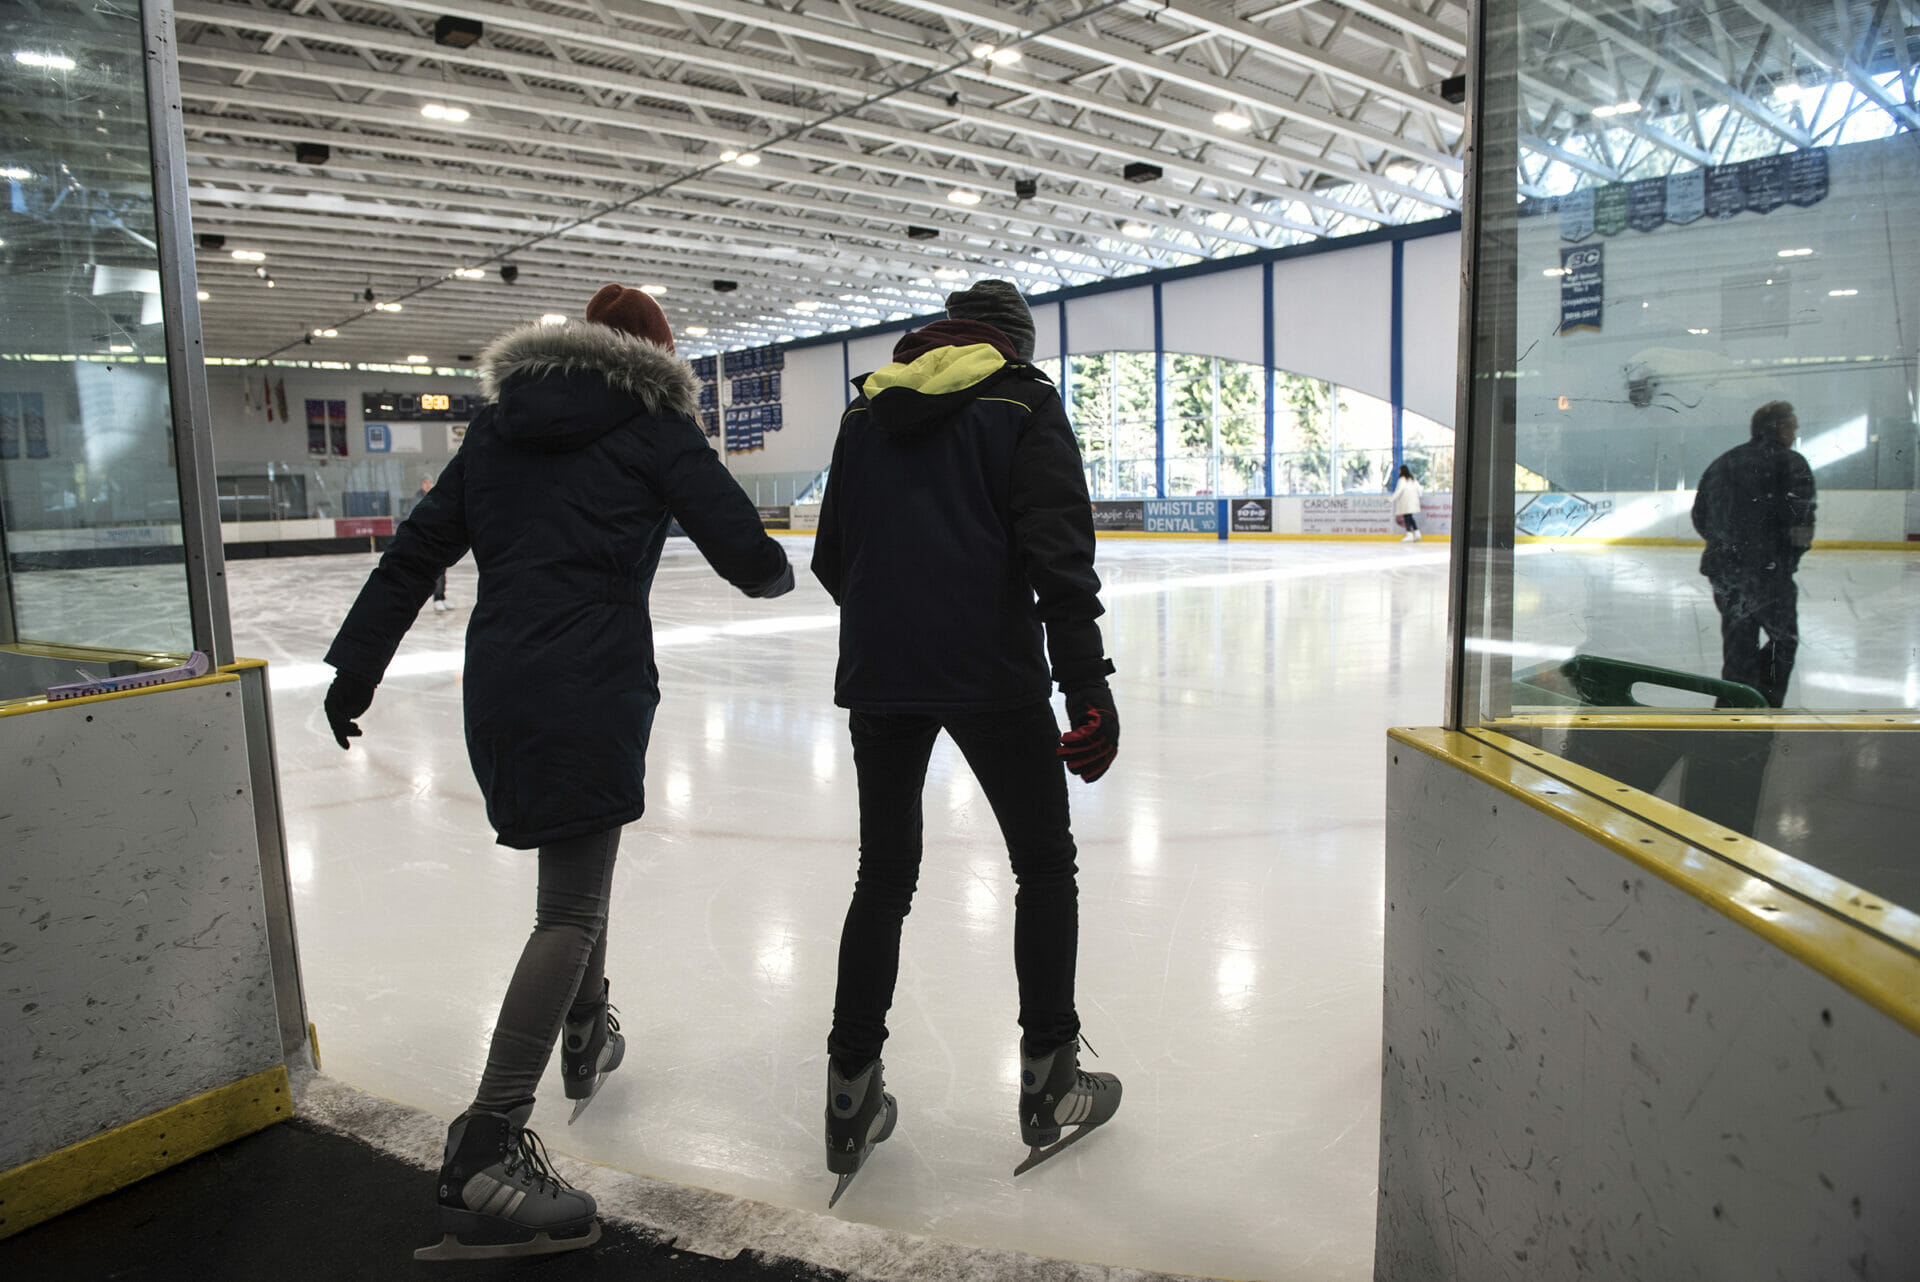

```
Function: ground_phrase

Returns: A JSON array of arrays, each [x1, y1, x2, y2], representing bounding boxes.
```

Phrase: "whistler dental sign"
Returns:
[[1559, 244, 1604, 334], [1146, 499, 1217, 534]]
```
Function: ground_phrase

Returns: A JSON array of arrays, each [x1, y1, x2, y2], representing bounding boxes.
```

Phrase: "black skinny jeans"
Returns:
[[1711, 571, 1799, 708], [830, 700, 1082, 1069], [472, 826, 621, 1113]]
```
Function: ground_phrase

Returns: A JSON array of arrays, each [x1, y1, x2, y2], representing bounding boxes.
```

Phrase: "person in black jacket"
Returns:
[[399, 473, 450, 610], [322, 284, 792, 1260], [1691, 400, 1816, 708], [811, 279, 1121, 1200]]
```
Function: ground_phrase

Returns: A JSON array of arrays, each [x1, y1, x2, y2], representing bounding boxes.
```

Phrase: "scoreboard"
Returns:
[[361, 391, 478, 420]]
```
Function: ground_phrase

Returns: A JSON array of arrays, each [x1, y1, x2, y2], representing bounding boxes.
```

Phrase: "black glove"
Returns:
[[1057, 684, 1119, 782], [324, 671, 376, 750]]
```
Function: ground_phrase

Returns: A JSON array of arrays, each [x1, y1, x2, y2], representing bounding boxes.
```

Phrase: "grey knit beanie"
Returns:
[[945, 279, 1035, 360]]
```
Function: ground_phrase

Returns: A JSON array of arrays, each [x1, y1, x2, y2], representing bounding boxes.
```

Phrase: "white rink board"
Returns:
[[1378, 740, 1920, 1281], [0, 679, 282, 1169]]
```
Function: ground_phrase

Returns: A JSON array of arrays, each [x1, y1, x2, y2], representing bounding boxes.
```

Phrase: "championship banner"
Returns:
[[1558, 243, 1604, 334], [1665, 168, 1705, 224], [1593, 183, 1629, 236], [1742, 154, 1788, 214], [1558, 187, 1594, 241], [1705, 164, 1745, 219], [1787, 148, 1829, 205], [1627, 177, 1666, 232]]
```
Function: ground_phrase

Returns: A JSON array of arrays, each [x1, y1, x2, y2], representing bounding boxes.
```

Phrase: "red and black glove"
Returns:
[[1057, 684, 1119, 782], [324, 671, 376, 750]]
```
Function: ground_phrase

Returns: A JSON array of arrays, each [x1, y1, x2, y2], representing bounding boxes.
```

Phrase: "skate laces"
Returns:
[[605, 1005, 620, 1035], [503, 1126, 574, 1197]]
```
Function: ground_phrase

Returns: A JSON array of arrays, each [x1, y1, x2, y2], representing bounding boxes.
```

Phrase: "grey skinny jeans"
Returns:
[[472, 827, 622, 1113]]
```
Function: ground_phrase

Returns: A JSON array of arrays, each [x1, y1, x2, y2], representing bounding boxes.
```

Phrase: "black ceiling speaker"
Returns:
[[1013, 178, 1037, 200], [905, 225, 938, 240], [1440, 74, 1467, 104], [198, 233, 225, 250], [1123, 161, 1162, 184], [363, 285, 376, 302], [712, 279, 738, 292], [499, 263, 518, 284], [435, 16, 483, 48], [295, 141, 330, 165]]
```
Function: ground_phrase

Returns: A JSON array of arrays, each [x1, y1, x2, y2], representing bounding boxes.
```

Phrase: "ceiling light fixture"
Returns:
[[406, 354, 430, 363], [14, 51, 76, 71], [641, 284, 667, 294], [453, 267, 486, 279], [1213, 109, 1251, 131], [540, 313, 567, 325], [421, 103, 471, 123], [1828, 288, 1858, 297], [312, 328, 338, 337], [948, 188, 982, 205], [1542, 267, 1570, 277], [232, 249, 266, 262], [1591, 100, 1642, 118], [375, 301, 402, 312], [1777, 247, 1813, 257], [718, 149, 739, 162], [735, 152, 761, 167], [793, 300, 820, 311], [989, 48, 1021, 66], [1687, 328, 1710, 334], [1120, 221, 1150, 239], [971, 43, 996, 59], [934, 267, 968, 281], [685, 326, 710, 336], [196, 290, 210, 301], [0, 166, 31, 181]]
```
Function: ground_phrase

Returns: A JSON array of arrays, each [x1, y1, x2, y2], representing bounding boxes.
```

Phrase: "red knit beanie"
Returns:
[[584, 283, 674, 353]]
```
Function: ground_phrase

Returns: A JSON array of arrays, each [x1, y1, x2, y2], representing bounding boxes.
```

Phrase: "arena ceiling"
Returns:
[[101, 1, 1920, 363]]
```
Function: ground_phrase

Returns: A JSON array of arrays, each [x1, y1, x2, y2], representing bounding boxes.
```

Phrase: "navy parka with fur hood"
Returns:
[[325, 322, 792, 848]]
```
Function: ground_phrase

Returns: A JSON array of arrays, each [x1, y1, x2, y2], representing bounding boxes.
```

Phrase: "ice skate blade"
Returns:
[[1014, 1122, 1101, 1176], [567, 1077, 606, 1125], [827, 1169, 859, 1210], [413, 1220, 601, 1261]]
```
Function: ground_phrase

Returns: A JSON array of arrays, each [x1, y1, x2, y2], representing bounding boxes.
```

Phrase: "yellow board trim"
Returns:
[[0, 1064, 290, 1239], [0, 671, 239, 719], [1497, 711, 1920, 731], [1512, 535, 1916, 551], [1390, 727, 1920, 1037]]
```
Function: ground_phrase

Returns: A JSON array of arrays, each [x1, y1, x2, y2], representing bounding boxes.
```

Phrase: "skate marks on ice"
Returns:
[[294, 1072, 1213, 1282]]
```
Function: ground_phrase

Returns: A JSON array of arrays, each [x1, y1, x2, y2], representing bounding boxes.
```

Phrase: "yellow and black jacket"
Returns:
[[813, 321, 1111, 712]]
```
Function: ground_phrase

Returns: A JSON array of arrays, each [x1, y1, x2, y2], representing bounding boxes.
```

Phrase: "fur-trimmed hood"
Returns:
[[477, 323, 701, 451]]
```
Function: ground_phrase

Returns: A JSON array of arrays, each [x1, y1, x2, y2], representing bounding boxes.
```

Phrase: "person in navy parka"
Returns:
[[322, 284, 791, 1260]]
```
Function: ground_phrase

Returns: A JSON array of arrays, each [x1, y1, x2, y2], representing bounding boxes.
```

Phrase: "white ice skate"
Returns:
[[1014, 1037, 1121, 1176]]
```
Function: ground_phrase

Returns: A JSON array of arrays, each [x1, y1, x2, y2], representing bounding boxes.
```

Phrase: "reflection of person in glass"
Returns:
[[1690, 400, 1816, 708]]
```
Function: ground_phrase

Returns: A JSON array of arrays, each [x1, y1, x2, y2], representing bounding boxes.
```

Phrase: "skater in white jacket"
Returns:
[[1392, 465, 1424, 542]]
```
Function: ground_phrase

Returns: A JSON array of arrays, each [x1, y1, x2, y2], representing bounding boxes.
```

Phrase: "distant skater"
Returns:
[[810, 279, 1122, 1205], [323, 284, 793, 1261], [399, 474, 450, 610], [1690, 400, 1816, 708], [1391, 464, 1423, 542]]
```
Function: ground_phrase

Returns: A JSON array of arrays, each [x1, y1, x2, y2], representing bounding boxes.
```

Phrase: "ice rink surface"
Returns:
[[188, 535, 1908, 1281]]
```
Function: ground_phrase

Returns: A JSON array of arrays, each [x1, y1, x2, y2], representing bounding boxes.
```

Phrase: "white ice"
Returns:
[[162, 536, 1911, 1280]]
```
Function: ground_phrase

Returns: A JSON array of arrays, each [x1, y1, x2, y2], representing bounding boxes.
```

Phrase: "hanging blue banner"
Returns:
[[1705, 164, 1745, 219], [1559, 244, 1604, 334], [1742, 154, 1789, 214]]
